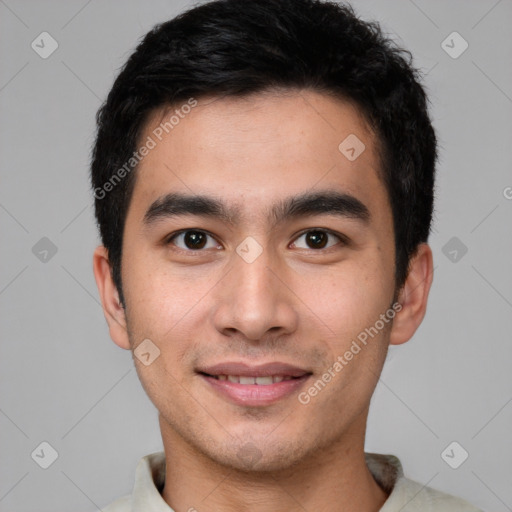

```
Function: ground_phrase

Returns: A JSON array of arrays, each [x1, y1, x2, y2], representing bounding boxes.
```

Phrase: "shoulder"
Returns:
[[101, 493, 132, 512], [383, 476, 484, 512], [365, 452, 483, 512]]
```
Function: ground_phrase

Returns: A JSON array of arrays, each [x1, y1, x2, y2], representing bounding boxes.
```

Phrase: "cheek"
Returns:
[[292, 256, 392, 340], [122, 250, 217, 360], [121, 251, 181, 338]]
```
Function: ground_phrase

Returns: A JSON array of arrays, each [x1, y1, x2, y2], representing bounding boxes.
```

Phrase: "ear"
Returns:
[[389, 243, 434, 346], [92, 245, 131, 350]]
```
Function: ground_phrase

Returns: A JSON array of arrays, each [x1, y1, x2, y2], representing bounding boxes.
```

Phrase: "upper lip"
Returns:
[[197, 362, 311, 378]]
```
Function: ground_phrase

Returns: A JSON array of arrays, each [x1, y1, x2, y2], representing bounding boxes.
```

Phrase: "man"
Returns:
[[91, 0, 482, 510]]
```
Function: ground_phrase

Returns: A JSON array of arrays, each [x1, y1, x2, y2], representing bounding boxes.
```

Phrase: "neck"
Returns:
[[160, 416, 389, 512]]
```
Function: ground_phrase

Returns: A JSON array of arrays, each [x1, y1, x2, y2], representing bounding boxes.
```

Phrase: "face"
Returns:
[[97, 89, 425, 473]]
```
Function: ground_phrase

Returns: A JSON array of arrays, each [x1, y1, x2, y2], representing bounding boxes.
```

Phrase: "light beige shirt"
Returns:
[[103, 452, 483, 511]]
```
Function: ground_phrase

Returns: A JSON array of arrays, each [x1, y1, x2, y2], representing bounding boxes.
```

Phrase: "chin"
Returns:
[[206, 438, 309, 475]]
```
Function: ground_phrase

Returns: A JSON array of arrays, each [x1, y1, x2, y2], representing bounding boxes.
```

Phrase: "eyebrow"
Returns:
[[142, 190, 371, 228]]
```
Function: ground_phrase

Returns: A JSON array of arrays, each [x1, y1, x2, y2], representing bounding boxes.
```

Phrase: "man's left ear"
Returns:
[[389, 243, 434, 346]]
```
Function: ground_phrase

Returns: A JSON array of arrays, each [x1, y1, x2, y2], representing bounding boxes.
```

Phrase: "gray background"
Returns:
[[0, 0, 511, 510]]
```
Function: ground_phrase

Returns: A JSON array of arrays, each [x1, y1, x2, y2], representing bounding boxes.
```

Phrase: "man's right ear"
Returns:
[[92, 245, 131, 350]]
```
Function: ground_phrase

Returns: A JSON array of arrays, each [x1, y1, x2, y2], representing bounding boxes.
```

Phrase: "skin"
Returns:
[[93, 89, 433, 512]]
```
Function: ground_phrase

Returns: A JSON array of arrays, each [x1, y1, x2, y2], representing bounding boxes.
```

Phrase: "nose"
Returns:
[[211, 243, 299, 342]]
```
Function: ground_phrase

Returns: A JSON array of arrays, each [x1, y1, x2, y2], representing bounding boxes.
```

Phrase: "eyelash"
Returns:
[[164, 228, 348, 253]]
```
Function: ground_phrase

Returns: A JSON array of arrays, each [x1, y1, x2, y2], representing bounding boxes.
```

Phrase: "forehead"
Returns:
[[128, 90, 390, 226]]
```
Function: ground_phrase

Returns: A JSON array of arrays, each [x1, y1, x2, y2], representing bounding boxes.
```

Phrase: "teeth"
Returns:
[[213, 375, 296, 384], [255, 376, 273, 385]]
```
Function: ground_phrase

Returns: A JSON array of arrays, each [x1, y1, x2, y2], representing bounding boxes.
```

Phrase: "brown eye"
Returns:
[[167, 230, 220, 251], [292, 229, 343, 250], [305, 230, 328, 249], [184, 231, 206, 249]]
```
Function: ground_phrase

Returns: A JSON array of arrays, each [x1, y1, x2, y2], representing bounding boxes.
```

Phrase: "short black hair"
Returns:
[[91, 0, 437, 307]]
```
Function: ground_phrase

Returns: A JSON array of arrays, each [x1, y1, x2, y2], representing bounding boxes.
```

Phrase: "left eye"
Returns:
[[291, 230, 343, 250]]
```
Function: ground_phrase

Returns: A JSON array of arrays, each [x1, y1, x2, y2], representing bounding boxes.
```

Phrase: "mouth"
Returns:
[[196, 361, 312, 406], [200, 374, 302, 385]]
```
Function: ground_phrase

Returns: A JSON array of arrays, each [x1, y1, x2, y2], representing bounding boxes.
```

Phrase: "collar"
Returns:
[[130, 451, 406, 511]]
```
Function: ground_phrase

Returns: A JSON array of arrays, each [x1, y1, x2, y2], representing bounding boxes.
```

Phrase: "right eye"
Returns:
[[165, 230, 222, 252]]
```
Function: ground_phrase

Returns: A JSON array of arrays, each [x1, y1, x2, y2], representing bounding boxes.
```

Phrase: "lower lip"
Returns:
[[200, 374, 311, 406]]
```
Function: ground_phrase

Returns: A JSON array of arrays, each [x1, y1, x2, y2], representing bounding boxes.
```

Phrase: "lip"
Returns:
[[196, 361, 312, 407], [197, 361, 310, 378]]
